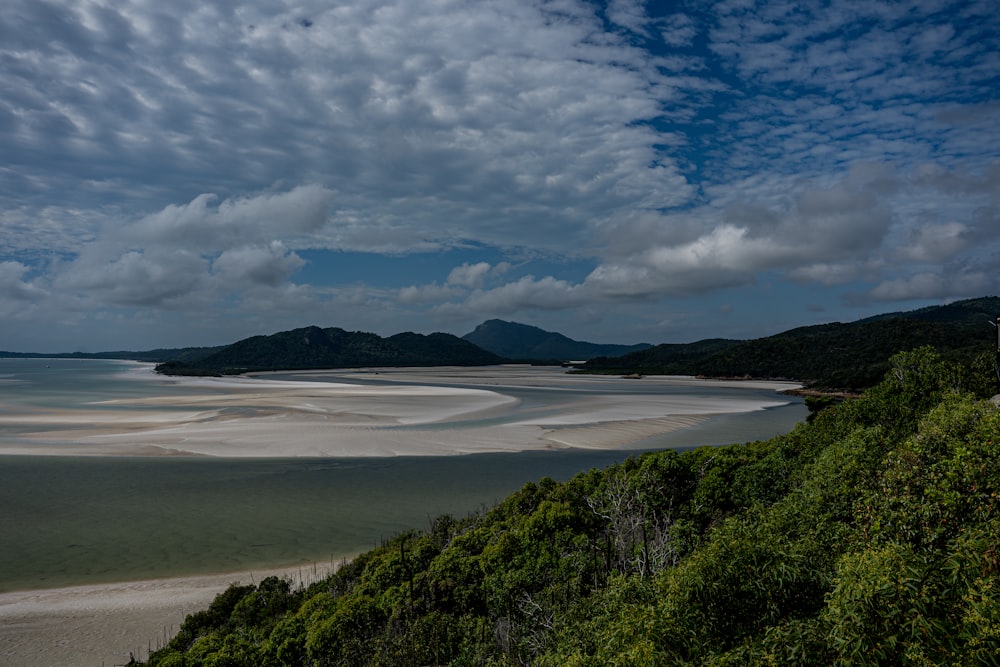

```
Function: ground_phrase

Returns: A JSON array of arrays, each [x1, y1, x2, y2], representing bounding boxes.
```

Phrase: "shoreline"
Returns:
[[0, 366, 800, 459], [0, 561, 350, 667]]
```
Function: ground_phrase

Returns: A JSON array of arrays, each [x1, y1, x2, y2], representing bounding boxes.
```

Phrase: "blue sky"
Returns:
[[1, 0, 998, 352]]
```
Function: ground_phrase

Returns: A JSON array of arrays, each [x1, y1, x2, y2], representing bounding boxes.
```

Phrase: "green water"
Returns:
[[0, 450, 660, 592], [0, 359, 807, 592]]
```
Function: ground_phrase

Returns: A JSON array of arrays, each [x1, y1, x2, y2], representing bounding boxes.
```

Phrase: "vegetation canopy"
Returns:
[[582, 296, 1000, 391], [141, 346, 1000, 666]]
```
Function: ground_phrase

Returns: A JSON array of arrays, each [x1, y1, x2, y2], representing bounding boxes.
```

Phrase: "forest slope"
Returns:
[[582, 295, 1000, 390], [462, 319, 652, 361], [155, 326, 504, 375], [145, 347, 1000, 666]]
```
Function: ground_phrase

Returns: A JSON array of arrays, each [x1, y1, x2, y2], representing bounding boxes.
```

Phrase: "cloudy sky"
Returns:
[[2, 0, 998, 352]]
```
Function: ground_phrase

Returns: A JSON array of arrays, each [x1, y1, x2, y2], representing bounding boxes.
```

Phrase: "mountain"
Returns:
[[155, 326, 504, 375], [8, 297, 998, 385], [462, 319, 652, 360], [582, 296, 1000, 390]]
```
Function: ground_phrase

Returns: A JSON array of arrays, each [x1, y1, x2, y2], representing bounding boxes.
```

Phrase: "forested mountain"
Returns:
[[7, 296, 998, 388], [143, 347, 1000, 665], [155, 326, 504, 375], [463, 319, 652, 360], [583, 296, 1000, 390]]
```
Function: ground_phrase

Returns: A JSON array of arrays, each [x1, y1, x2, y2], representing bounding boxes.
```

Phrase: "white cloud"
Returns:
[[659, 13, 698, 47], [212, 242, 305, 287], [447, 262, 493, 288], [584, 166, 897, 297], [787, 261, 881, 286], [401, 261, 513, 304], [57, 249, 208, 307], [867, 268, 992, 302], [606, 0, 653, 36], [0, 261, 46, 301], [896, 221, 970, 262], [458, 275, 585, 315], [130, 186, 334, 251], [446, 261, 510, 288], [398, 282, 460, 305]]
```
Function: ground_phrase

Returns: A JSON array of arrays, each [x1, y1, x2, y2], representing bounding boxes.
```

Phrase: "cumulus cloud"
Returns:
[[787, 261, 881, 287], [0, 261, 46, 301], [896, 221, 970, 263], [129, 186, 335, 251], [43, 186, 326, 310], [212, 242, 305, 287], [446, 262, 492, 289], [446, 261, 510, 288], [449, 275, 586, 316], [584, 166, 897, 298], [401, 261, 512, 304], [398, 282, 460, 305], [57, 249, 208, 307], [866, 268, 993, 303]]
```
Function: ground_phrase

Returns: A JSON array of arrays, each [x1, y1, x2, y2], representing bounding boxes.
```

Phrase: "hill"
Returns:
[[582, 296, 1000, 390], [143, 348, 1000, 665], [5, 296, 998, 386], [463, 319, 652, 360], [155, 326, 504, 375]]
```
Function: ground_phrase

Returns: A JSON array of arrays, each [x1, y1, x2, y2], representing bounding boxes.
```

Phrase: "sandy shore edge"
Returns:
[[0, 562, 347, 667], [0, 366, 799, 458]]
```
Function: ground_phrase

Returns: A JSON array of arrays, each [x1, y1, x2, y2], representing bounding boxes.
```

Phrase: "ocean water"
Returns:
[[0, 358, 806, 592]]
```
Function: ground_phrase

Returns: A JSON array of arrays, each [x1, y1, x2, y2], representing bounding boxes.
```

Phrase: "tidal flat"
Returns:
[[0, 359, 805, 666]]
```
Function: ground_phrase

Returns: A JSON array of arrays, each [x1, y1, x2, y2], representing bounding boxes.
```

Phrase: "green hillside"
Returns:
[[583, 296, 1000, 390], [155, 326, 504, 375], [143, 348, 1000, 666], [463, 319, 652, 361]]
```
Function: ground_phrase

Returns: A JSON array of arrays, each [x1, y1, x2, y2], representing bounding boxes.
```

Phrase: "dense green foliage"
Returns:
[[462, 319, 652, 361], [144, 346, 1000, 666], [583, 296, 1000, 390], [156, 326, 504, 375]]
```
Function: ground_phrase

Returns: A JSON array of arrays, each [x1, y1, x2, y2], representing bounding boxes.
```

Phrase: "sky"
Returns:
[[1, 0, 998, 352]]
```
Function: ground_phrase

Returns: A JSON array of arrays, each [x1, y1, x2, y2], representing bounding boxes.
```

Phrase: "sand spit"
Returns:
[[0, 563, 343, 667], [0, 366, 799, 458]]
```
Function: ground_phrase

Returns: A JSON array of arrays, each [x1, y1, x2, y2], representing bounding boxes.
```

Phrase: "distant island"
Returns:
[[3, 296, 998, 391], [581, 296, 1000, 392], [462, 318, 652, 360], [152, 327, 505, 376]]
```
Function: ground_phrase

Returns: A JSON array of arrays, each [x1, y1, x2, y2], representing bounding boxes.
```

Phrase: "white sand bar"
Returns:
[[0, 366, 799, 457], [0, 564, 342, 667]]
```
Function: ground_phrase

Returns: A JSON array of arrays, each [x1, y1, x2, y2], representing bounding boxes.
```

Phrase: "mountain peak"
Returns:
[[462, 320, 651, 361]]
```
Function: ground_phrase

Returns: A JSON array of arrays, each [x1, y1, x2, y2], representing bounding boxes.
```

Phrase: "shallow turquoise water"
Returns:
[[0, 359, 806, 592], [0, 450, 670, 592]]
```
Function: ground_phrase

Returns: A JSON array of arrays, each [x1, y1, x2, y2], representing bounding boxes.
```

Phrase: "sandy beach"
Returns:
[[0, 365, 800, 665], [0, 563, 343, 667], [0, 365, 796, 457]]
